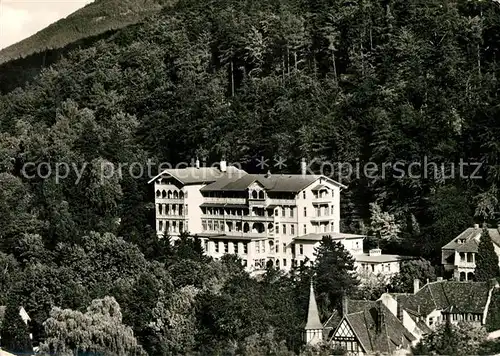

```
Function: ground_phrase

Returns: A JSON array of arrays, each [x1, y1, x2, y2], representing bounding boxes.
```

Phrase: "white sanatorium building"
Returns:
[[149, 159, 376, 273]]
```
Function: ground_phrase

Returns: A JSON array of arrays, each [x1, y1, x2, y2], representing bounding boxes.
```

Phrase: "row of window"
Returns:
[[274, 206, 335, 218], [201, 205, 336, 219], [208, 240, 305, 256], [156, 189, 186, 199], [210, 241, 249, 254], [157, 204, 187, 216], [360, 261, 391, 272], [158, 220, 187, 233]]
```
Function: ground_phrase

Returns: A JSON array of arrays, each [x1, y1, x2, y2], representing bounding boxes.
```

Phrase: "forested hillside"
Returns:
[[0, 0, 174, 64], [1, 0, 500, 353]]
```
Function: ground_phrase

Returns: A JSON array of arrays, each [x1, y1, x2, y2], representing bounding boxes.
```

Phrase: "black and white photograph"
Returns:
[[2, 0, 500, 355]]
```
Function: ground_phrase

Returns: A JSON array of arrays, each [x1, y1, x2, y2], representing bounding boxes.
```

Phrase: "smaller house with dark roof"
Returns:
[[304, 283, 417, 355], [442, 224, 500, 281], [380, 278, 499, 331]]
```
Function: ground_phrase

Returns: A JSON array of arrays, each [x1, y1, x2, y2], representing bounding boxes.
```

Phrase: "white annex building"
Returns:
[[149, 159, 367, 272]]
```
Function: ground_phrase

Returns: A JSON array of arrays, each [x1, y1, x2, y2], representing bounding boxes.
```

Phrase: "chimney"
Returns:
[[376, 301, 385, 333], [397, 300, 403, 321], [301, 158, 307, 176], [413, 279, 420, 294], [341, 293, 348, 317], [265, 170, 271, 178], [437, 277, 443, 282], [220, 159, 227, 172], [474, 223, 480, 229], [195, 158, 200, 169]]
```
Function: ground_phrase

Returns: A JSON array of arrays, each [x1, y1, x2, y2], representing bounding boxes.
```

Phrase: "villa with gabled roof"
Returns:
[[442, 224, 500, 281]]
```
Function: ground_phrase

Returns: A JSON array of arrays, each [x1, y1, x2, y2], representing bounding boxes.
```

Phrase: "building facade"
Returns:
[[442, 225, 500, 281], [355, 248, 416, 279], [149, 160, 366, 272]]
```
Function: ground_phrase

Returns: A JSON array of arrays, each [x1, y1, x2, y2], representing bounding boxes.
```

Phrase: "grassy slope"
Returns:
[[0, 0, 173, 64]]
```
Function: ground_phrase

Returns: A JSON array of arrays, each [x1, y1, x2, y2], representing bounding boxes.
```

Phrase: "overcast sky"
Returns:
[[0, 0, 94, 50]]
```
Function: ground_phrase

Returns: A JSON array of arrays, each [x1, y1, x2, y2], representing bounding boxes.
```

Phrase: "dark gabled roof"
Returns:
[[442, 227, 500, 251], [455, 238, 479, 253], [311, 184, 328, 191], [148, 166, 247, 185], [332, 299, 416, 354], [397, 281, 491, 317], [201, 174, 346, 193]]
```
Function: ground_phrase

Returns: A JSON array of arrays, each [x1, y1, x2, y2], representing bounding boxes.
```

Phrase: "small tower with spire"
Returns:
[[304, 279, 323, 345]]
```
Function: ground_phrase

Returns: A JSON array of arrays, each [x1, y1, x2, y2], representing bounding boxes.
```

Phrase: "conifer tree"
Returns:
[[0, 298, 32, 354], [476, 226, 500, 282]]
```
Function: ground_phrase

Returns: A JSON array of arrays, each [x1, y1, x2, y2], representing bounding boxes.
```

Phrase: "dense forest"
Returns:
[[2, 0, 500, 353]]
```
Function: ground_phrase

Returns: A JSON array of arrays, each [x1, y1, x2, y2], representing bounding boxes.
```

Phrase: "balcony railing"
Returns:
[[312, 196, 333, 204], [156, 198, 185, 204], [456, 261, 476, 268], [310, 215, 333, 222], [267, 199, 297, 206], [203, 197, 247, 205], [157, 214, 188, 219]]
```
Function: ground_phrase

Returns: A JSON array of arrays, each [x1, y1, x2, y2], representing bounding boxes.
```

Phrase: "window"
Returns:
[[276, 241, 279, 253], [291, 225, 295, 235], [304, 224, 307, 234], [387, 264, 391, 271], [283, 259, 287, 266], [159, 221, 163, 231], [299, 244, 304, 255], [303, 191, 306, 199], [371, 264, 375, 272], [214, 221, 220, 231], [276, 225, 280, 234], [224, 242, 229, 253], [283, 224, 286, 234], [262, 240, 266, 253], [282, 208, 286, 217], [323, 224, 327, 233], [331, 206, 334, 215], [185, 204, 188, 215], [256, 242, 260, 254], [304, 207, 307, 217], [244, 243, 248, 254], [283, 243, 286, 253], [290, 207, 294, 217], [429, 317, 434, 326], [332, 190, 334, 197], [331, 222, 334, 231], [215, 242, 219, 253], [208, 221, 213, 231], [317, 207, 321, 217], [202, 220, 207, 231], [275, 208, 279, 216], [355, 241, 359, 249]]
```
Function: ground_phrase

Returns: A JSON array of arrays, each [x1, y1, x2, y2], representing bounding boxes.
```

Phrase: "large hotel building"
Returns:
[[149, 159, 366, 272]]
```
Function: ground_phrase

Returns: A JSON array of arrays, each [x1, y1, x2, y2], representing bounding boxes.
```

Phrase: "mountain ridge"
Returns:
[[0, 0, 174, 64]]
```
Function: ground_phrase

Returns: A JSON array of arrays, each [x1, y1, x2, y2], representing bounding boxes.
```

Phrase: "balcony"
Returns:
[[310, 215, 333, 222], [455, 261, 476, 269], [267, 199, 297, 206], [312, 196, 333, 204], [158, 214, 188, 220], [203, 197, 247, 205], [156, 198, 184, 204]]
